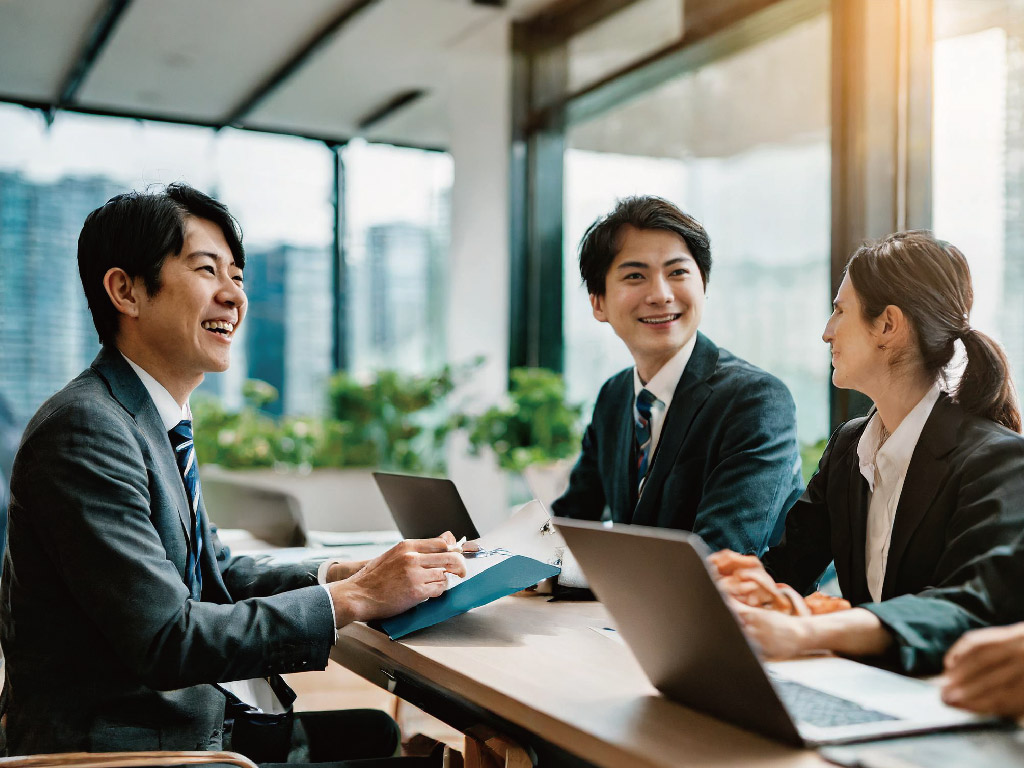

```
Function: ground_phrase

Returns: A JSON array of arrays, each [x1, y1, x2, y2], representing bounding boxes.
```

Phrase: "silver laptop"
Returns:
[[202, 471, 307, 547], [553, 518, 998, 747], [372, 472, 480, 541]]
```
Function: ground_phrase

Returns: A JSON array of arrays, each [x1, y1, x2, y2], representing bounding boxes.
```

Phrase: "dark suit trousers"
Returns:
[[238, 709, 438, 767]]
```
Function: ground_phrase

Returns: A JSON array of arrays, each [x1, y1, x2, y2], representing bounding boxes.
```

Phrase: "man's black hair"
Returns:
[[577, 195, 711, 296], [78, 183, 245, 346]]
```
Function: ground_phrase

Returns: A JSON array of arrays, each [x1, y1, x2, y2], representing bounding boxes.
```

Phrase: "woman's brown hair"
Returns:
[[846, 230, 1021, 433]]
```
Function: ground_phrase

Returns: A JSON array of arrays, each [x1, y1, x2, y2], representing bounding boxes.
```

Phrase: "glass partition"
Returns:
[[933, 0, 1024, 389]]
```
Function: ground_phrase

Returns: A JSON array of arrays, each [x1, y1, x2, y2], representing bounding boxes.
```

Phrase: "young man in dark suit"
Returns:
[[1, 185, 464, 762], [552, 196, 802, 555]]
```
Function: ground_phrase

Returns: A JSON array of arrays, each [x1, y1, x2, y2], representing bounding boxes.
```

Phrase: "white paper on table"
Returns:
[[444, 499, 564, 590]]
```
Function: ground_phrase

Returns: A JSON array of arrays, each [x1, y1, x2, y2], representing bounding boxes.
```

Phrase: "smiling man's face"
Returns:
[[131, 216, 246, 394], [590, 224, 705, 382]]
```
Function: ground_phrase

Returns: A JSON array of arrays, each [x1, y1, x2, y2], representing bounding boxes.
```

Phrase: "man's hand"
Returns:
[[438, 530, 480, 553], [942, 623, 1024, 717], [324, 560, 368, 582], [328, 533, 467, 626], [323, 532, 478, 583]]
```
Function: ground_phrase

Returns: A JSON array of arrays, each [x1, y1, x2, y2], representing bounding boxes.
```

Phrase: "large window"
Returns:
[[933, 0, 1024, 389], [562, 11, 831, 447], [342, 140, 453, 377], [0, 104, 451, 428]]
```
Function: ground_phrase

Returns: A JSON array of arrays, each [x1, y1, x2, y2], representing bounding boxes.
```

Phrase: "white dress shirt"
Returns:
[[857, 385, 941, 602], [632, 334, 697, 492]]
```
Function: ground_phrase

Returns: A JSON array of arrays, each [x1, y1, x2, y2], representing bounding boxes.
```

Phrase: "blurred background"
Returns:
[[0, 0, 1021, 529]]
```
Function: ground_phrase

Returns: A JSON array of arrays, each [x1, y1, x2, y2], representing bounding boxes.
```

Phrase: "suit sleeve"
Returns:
[[16, 400, 335, 691], [861, 430, 1024, 674], [761, 424, 846, 592], [691, 374, 803, 555], [551, 386, 609, 521], [208, 525, 323, 600]]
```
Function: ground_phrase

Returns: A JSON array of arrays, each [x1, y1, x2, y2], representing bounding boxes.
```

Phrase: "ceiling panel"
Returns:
[[0, 0, 107, 102], [0, 0, 573, 149], [75, 0, 348, 123], [245, 0, 499, 146], [364, 90, 450, 148]]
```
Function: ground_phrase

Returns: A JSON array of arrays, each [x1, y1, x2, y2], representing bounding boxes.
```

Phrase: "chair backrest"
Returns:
[[0, 751, 259, 768]]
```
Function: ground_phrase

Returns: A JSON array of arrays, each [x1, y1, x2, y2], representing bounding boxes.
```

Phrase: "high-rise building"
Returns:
[[0, 172, 122, 423], [359, 221, 444, 373], [243, 243, 332, 416]]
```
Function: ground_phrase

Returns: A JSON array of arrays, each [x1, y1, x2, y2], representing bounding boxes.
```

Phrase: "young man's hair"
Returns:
[[578, 195, 712, 296], [78, 183, 245, 346]]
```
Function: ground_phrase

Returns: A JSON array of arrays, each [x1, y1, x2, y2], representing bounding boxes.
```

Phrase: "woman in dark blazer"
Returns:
[[714, 231, 1024, 674]]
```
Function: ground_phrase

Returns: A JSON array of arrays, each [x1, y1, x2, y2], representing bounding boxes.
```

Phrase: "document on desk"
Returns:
[[374, 500, 562, 640]]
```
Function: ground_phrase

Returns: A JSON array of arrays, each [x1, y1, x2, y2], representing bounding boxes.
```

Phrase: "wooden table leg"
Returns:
[[463, 727, 532, 768]]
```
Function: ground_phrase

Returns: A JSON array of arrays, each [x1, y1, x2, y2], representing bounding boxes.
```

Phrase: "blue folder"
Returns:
[[373, 555, 561, 640]]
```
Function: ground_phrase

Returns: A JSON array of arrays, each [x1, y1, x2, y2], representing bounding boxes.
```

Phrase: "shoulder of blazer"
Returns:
[[935, 393, 1024, 461], [823, 413, 871, 470], [90, 344, 153, 420], [673, 331, 720, 393], [702, 340, 796, 406], [595, 365, 635, 408]]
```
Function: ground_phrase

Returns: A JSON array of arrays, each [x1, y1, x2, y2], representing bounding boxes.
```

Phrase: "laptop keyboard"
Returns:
[[771, 679, 900, 728]]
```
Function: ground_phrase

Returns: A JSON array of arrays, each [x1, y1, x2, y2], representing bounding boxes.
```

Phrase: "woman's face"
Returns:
[[822, 273, 886, 394]]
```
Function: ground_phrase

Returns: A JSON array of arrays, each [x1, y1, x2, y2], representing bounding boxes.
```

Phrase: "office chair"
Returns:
[[0, 752, 258, 768]]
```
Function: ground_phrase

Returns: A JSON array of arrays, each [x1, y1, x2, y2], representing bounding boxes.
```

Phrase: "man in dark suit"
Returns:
[[552, 196, 802, 555], [0, 185, 464, 760]]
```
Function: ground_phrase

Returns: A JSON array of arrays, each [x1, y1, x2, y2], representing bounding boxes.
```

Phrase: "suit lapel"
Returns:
[[612, 374, 638, 522], [842, 436, 871, 604], [881, 394, 959, 599], [92, 346, 193, 547], [633, 333, 716, 527]]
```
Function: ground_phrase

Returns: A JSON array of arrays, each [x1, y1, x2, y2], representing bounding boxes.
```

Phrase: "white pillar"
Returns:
[[444, 17, 512, 534]]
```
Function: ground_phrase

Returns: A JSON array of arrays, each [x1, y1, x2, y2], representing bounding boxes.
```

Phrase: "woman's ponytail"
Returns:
[[957, 327, 1021, 433]]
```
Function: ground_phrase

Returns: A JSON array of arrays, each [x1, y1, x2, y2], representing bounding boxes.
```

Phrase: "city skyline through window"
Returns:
[[0, 104, 451, 425]]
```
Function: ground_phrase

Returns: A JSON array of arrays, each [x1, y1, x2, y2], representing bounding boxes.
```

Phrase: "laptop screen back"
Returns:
[[553, 518, 801, 746], [373, 472, 481, 541]]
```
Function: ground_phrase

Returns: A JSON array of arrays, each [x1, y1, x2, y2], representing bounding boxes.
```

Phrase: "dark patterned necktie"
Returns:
[[169, 420, 204, 599], [634, 388, 657, 490]]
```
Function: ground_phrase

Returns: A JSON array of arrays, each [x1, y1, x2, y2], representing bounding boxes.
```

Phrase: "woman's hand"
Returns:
[[942, 623, 1024, 717], [733, 604, 890, 660], [710, 549, 805, 613], [731, 599, 813, 659]]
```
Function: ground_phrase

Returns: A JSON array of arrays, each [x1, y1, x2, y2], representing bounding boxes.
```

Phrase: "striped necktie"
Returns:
[[634, 388, 657, 490], [169, 419, 204, 599]]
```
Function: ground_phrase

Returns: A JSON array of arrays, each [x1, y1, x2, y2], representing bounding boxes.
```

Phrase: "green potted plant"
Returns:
[[453, 367, 583, 504], [324, 365, 465, 474]]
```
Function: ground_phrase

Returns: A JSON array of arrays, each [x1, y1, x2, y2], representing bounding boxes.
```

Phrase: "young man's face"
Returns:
[[133, 216, 246, 385], [590, 225, 705, 380]]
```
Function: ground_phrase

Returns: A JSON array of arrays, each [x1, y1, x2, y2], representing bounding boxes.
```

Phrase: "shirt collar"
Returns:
[[121, 353, 191, 431], [857, 384, 941, 490], [633, 333, 697, 407]]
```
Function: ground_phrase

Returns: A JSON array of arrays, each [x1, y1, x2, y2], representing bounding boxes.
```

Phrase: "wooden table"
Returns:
[[331, 592, 829, 768]]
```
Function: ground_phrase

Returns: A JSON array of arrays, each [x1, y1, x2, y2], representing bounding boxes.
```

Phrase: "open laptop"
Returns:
[[372, 472, 480, 541], [553, 518, 999, 747], [202, 471, 307, 547]]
